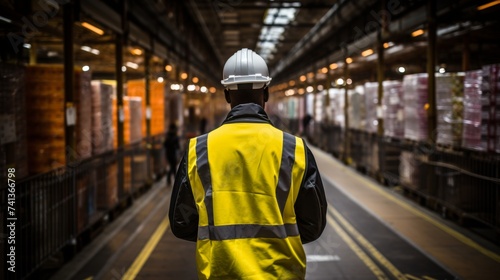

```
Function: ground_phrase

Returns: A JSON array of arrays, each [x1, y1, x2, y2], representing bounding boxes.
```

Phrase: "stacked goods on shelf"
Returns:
[[328, 88, 345, 127], [90, 81, 114, 155], [111, 96, 143, 148], [364, 82, 378, 133], [349, 85, 366, 130], [462, 70, 485, 151], [76, 174, 89, 234], [25, 65, 66, 173], [132, 155, 148, 190], [128, 97, 143, 143], [0, 63, 28, 178], [436, 73, 464, 146], [97, 161, 118, 209], [481, 64, 500, 153], [75, 70, 92, 159], [403, 73, 428, 142], [127, 80, 166, 137], [399, 151, 418, 189], [123, 156, 132, 195], [382, 81, 404, 139]]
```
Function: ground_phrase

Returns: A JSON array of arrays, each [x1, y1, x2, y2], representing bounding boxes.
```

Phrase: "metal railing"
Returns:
[[309, 124, 500, 243], [1, 135, 167, 280]]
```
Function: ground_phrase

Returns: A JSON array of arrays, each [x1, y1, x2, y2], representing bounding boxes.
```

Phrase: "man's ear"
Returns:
[[263, 87, 269, 102], [224, 89, 231, 104]]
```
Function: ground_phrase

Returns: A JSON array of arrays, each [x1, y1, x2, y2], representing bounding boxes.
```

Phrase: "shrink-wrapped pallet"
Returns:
[[0, 63, 28, 178], [127, 79, 165, 137], [462, 70, 485, 151], [463, 64, 500, 152], [327, 88, 345, 127], [364, 82, 379, 133], [75, 70, 92, 159], [382, 80, 404, 139], [129, 97, 143, 144], [403, 74, 428, 141], [112, 96, 142, 147], [91, 81, 114, 155], [436, 73, 464, 146], [349, 86, 366, 130]]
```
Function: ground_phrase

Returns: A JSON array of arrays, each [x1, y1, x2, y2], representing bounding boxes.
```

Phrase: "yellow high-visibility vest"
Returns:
[[187, 122, 308, 279]]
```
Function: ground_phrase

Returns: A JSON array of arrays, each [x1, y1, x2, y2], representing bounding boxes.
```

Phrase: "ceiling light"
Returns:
[[412, 29, 424, 37], [336, 78, 344, 85], [439, 67, 446, 74], [81, 22, 104, 35], [0, 16, 12, 23], [23, 43, 31, 49], [317, 85, 324, 91], [346, 57, 353, 64], [209, 87, 217, 93], [131, 48, 142, 56], [187, 85, 196, 91], [299, 75, 306, 82], [180, 72, 188, 80], [321, 67, 328, 74], [201, 86, 208, 93], [121, 66, 127, 72], [383, 42, 393, 48], [157, 77, 164, 83], [289, 80, 296, 87], [298, 88, 305, 95], [398, 66, 406, 73], [192, 77, 199, 83], [477, 0, 500, 10], [165, 65, 173, 72], [306, 86, 314, 93], [125, 62, 139, 69], [361, 49, 374, 57], [307, 72, 314, 79], [171, 84, 181, 90], [82, 65, 90, 72], [346, 79, 352, 85], [329, 63, 338, 70], [81, 46, 100, 55]]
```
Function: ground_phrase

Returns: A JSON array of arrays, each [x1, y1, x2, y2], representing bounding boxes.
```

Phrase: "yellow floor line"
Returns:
[[122, 215, 170, 280], [330, 206, 408, 280], [326, 213, 389, 280], [337, 164, 500, 264], [404, 274, 422, 280], [422, 275, 437, 280]]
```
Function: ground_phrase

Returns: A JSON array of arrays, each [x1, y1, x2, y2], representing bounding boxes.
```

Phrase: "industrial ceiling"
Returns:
[[1, 0, 500, 87]]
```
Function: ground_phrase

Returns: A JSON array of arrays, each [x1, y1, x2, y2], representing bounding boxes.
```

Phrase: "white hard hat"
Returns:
[[221, 48, 272, 90]]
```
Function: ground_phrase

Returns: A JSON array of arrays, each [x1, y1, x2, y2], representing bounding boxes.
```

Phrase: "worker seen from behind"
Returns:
[[169, 48, 327, 279], [164, 123, 180, 185]]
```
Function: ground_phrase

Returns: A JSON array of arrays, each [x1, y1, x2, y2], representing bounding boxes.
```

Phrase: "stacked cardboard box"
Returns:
[[436, 73, 464, 146], [127, 80, 165, 137], [0, 63, 28, 178], [364, 82, 379, 133], [90, 81, 114, 155], [25, 65, 66, 173], [382, 81, 404, 139], [463, 65, 500, 152], [403, 74, 428, 142], [112, 96, 143, 148]]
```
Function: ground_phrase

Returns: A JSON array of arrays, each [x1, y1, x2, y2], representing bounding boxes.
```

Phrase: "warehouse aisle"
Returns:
[[50, 146, 500, 280]]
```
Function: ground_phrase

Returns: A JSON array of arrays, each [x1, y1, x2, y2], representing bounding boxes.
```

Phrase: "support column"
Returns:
[[462, 35, 470, 72], [63, 1, 75, 164], [426, 0, 437, 143], [377, 30, 385, 137], [145, 51, 151, 139], [343, 59, 350, 164]]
